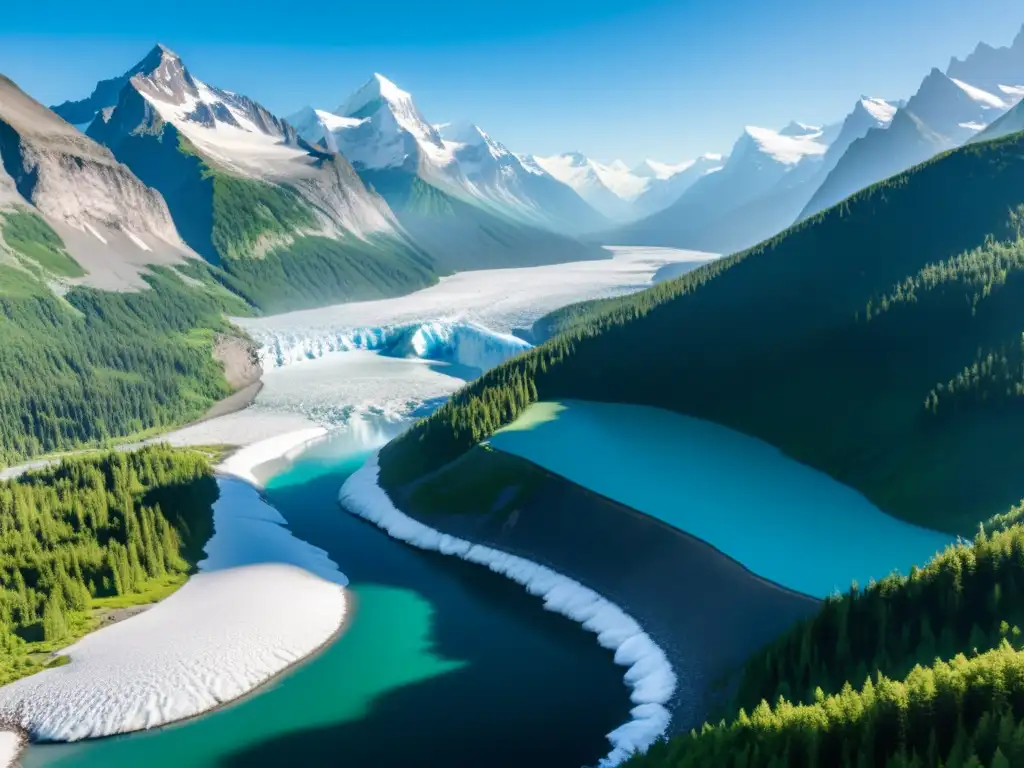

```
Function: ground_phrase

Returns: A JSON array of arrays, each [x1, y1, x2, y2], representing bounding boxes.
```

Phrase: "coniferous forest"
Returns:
[[0, 262, 247, 463], [0, 446, 217, 685], [622, 514, 1024, 768]]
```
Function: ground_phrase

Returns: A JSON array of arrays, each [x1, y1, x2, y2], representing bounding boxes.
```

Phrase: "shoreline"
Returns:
[[378, 444, 820, 738], [338, 451, 676, 767], [490, 450, 821, 604], [0, 721, 28, 768], [29, 591, 358, 750], [0, 378, 269, 483], [2, 427, 347, 751]]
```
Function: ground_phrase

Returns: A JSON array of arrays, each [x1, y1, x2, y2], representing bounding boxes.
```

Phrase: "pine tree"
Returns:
[[42, 591, 67, 642]]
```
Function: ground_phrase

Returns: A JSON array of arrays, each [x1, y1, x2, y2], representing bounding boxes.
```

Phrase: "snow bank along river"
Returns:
[[340, 452, 676, 766], [25, 429, 636, 768], [0, 430, 346, 743]]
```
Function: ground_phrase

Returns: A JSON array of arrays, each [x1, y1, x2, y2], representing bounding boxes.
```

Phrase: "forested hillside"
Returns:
[[380, 130, 1024, 533], [0, 235, 249, 461], [0, 446, 217, 685], [91, 124, 440, 315], [733, 514, 1024, 713], [627, 640, 1024, 768], [624, 513, 1024, 768]]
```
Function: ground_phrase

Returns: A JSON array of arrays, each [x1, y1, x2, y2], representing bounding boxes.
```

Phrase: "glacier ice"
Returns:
[[0, 431, 347, 743], [338, 451, 677, 766], [237, 245, 719, 367], [256, 319, 532, 372]]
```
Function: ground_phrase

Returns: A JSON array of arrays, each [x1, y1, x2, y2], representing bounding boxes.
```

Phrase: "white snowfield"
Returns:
[[238, 246, 719, 371], [0, 729, 24, 768], [0, 430, 347, 744], [219, 426, 328, 488], [741, 124, 829, 165], [859, 97, 898, 125], [533, 153, 648, 201], [339, 452, 676, 767]]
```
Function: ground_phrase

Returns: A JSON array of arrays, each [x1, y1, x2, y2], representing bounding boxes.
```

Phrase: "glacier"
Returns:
[[338, 452, 676, 767], [257, 319, 532, 372]]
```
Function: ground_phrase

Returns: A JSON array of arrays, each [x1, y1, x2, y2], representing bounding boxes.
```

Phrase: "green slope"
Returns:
[[626, 515, 1024, 768], [89, 113, 439, 311], [0, 231, 250, 461], [1, 210, 84, 278], [629, 640, 1024, 768], [379, 130, 1024, 534]]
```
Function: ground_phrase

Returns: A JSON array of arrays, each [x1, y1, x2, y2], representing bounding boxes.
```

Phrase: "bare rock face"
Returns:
[[212, 333, 262, 389], [0, 74, 185, 250], [82, 45, 405, 257]]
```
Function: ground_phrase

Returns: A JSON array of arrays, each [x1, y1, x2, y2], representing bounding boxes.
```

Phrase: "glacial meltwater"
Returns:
[[23, 432, 631, 768], [489, 400, 956, 599]]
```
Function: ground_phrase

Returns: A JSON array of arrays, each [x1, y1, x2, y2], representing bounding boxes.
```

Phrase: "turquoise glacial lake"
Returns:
[[24, 432, 630, 768], [489, 400, 955, 598]]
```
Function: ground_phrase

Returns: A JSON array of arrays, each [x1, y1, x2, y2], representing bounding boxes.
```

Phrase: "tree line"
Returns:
[[731, 518, 1024, 715], [0, 446, 217, 685], [627, 640, 1024, 768], [0, 263, 246, 463], [624, 510, 1024, 768]]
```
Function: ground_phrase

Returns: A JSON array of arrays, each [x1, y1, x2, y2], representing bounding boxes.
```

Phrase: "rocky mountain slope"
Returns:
[[293, 74, 608, 270], [802, 28, 1024, 219], [0, 73, 195, 289], [70, 47, 437, 313]]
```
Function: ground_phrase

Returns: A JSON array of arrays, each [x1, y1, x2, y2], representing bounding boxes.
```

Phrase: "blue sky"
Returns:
[[1, 0, 1021, 165]]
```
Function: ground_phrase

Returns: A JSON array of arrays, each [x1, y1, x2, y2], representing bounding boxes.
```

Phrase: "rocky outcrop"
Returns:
[[0, 75, 185, 248], [212, 333, 262, 390]]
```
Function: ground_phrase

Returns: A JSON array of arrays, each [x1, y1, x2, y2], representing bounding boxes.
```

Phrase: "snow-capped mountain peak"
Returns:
[[112, 50, 312, 180], [561, 151, 590, 167], [735, 125, 829, 166], [632, 159, 692, 179], [324, 73, 449, 171], [337, 73, 443, 150], [858, 97, 899, 125], [439, 120, 490, 147], [946, 24, 1024, 94], [339, 73, 413, 117], [902, 67, 1013, 140]]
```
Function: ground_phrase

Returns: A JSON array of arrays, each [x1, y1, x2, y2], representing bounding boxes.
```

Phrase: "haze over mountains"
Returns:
[[603, 25, 1024, 253]]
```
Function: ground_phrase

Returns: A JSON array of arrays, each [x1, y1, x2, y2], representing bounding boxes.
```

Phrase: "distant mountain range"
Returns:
[[3, 25, 1023, 303], [286, 74, 607, 268], [606, 25, 1024, 254]]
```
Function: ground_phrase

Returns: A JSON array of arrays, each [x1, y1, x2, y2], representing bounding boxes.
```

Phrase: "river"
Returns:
[[23, 428, 633, 768]]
